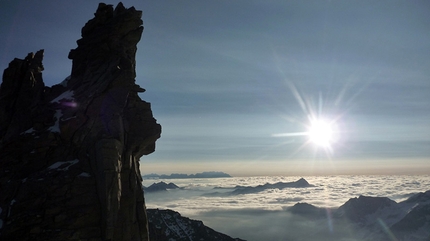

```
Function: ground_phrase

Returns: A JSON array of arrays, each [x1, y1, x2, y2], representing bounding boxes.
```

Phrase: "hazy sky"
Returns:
[[1, 0, 429, 176]]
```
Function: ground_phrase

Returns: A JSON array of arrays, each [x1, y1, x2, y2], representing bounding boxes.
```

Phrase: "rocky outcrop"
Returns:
[[147, 209, 246, 241], [0, 3, 161, 241]]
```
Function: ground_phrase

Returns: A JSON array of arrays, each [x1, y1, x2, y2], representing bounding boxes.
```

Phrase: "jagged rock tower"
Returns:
[[0, 3, 161, 241]]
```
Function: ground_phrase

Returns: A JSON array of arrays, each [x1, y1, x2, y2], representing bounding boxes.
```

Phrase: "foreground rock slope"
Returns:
[[147, 209, 246, 241], [0, 3, 161, 241]]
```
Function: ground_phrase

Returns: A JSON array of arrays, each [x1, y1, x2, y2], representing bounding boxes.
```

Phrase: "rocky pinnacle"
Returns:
[[0, 3, 161, 241]]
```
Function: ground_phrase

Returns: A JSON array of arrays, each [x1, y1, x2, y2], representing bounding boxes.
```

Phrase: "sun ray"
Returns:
[[270, 49, 360, 160], [272, 88, 341, 158], [271, 132, 308, 137]]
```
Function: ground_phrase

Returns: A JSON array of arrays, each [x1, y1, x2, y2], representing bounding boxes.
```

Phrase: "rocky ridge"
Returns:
[[205, 177, 313, 196], [0, 3, 161, 241], [147, 209, 245, 241], [144, 182, 181, 192], [287, 190, 430, 240]]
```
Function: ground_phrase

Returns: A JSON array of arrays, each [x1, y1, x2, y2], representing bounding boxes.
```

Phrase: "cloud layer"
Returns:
[[143, 175, 430, 240]]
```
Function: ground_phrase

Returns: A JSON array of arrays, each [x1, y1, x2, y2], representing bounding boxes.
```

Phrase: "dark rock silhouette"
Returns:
[[337, 195, 397, 224], [144, 182, 180, 192], [287, 191, 430, 240], [288, 202, 329, 218], [147, 209, 246, 241], [0, 3, 161, 241], [205, 178, 313, 196], [231, 177, 312, 195]]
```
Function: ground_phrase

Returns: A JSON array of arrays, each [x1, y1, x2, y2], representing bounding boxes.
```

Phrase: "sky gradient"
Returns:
[[1, 0, 429, 176]]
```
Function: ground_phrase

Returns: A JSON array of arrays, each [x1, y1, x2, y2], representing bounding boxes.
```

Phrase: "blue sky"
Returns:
[[1, 0, 429, 176]]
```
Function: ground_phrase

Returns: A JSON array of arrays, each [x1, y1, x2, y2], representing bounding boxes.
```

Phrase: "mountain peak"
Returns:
[[144, 182, 180, 192], [0, 3, 160, 240], [338, 195, 397, 223]]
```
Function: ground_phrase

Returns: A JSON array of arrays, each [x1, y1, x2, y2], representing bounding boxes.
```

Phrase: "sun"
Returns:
[[270, 81, 345, 156], [272, 115, 340, 154], [307, 119, 334, 148]]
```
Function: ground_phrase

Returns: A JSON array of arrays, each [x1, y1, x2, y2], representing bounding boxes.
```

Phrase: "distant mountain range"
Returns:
[[146, 190, 430, 241], [206, 177, 313, 196], [145, 177, 430, 240], [287, 190, 430, 240], [144, 177, 312, 194], [142, 171, 231, 179]]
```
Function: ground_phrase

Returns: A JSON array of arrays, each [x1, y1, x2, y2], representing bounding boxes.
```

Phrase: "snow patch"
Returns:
[[48, 159, 79, 171], [51, 90, 74, 103], [48, 110, 62, 133], [23, 128, 35, 134], [61, 116, 77, 121], [78, 172, 91, 177]]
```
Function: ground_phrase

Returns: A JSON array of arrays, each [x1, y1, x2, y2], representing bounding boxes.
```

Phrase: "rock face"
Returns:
[[147, 209, 246, 241], [0, 3, 161, 241]]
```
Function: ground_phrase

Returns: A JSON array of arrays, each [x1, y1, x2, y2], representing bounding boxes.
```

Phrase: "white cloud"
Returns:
[[144, 175, 430, 240]]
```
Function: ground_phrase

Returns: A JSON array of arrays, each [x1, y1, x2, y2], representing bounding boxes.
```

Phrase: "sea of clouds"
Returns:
[[143, 175, 430, 241]]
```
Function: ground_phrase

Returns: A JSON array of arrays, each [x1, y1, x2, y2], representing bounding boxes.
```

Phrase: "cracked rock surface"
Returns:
[[0, 3, 161, 241]]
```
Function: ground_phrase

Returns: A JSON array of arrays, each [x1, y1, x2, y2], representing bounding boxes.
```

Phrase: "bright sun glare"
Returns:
[[271, 81, 343, 156], [308, 119, 334, 148]]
